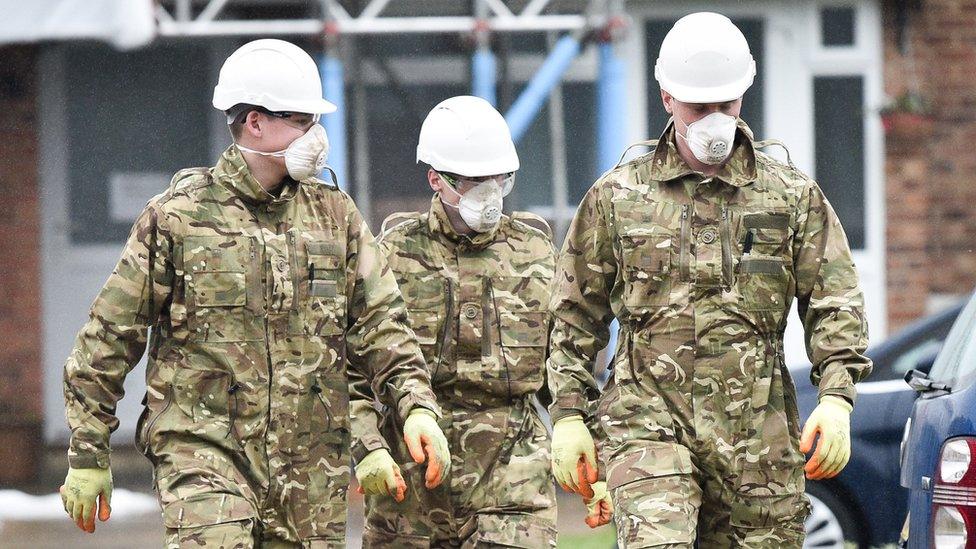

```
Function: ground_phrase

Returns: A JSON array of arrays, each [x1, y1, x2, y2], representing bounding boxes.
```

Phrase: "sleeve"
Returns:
[[348, 367, 393, 463], [63, 198, 174, 469], [793, 181, 873, 406], [546, 183, 618, 423], [343, 198, 442, 422]]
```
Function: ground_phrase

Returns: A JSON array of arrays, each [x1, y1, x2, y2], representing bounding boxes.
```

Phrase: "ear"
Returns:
[[427, 169, 442, 193], [661, 90, 673, 114], [243, 110, 264, 139]]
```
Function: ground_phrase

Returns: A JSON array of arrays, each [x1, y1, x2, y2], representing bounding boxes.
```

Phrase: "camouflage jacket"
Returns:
[[348, 196, 556, 461], [547, 120, 872, 423], [63, 144, 440, 476]]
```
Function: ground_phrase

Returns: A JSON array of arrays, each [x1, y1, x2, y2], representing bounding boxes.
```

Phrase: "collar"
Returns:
[[645, 118, 758, 188], [212, 145, 300, 206], [427, 194, 500, 249]]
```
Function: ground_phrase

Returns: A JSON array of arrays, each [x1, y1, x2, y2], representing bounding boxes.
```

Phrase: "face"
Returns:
[[427, 170, 514, 207], [661, 91, 743, 135], [240, 109, 319, 161]]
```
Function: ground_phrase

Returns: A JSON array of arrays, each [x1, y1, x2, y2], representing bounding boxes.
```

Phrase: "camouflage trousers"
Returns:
[[600, 330, 811, 548], [362, 397, 557, 548], [164, 519, 343, 548]]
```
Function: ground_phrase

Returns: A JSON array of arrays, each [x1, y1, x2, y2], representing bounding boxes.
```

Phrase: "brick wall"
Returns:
[[0, 45, 43, 486], [882, 0, 976, 331]]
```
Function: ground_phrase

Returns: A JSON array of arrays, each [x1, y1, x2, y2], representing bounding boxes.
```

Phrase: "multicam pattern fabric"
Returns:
[[63, 144, 440, 545], [350, 196, 558, 548], [547, 120, 872, 547]]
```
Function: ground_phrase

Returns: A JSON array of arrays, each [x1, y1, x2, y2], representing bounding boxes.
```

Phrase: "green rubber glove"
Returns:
[[551, 415, 598, 496], [800, 395, 853, 480], [583, 481, 613, 528], [60, 466, 113, 533], [355, 448, 407, 502], [403, 408, 451, 489]]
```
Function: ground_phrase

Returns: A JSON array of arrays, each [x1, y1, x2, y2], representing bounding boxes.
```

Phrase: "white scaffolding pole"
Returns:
[[156, 0, 589, 36]]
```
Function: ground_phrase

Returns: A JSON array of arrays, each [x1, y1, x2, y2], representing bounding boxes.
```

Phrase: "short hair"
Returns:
[[226, 104, 255, 141]]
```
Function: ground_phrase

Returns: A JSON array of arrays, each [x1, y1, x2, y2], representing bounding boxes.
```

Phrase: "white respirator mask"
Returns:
[[675, 112, 738, 165], [440, 173, 514, 233], [237, 123, 330, 181]]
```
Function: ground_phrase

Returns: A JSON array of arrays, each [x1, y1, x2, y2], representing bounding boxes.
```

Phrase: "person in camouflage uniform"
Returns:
[[349, 96, 559, 548], [59, 39, 450, 548], [547, 13, 872, 548]]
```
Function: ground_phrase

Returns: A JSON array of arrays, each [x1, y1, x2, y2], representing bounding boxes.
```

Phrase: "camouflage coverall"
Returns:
[[350, 196, 558, 548], [63, 145, 441, 548], [547, 121, 872, 548]]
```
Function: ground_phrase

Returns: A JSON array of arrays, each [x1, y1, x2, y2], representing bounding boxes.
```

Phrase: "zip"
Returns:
[[720, 205, 732, 288], [142, 385, 174, 452], [433, 279, 455, 382], [679, 204, 691, 281]]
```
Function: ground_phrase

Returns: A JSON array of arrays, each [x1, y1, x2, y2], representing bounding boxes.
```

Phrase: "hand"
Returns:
[[355, 448, 407, 502], [60, 466, 113, 533], [550, 415, 598, 496], [583, 481, 613, 528], [403, 408, 451, 489], [800, 395, 853, 480]]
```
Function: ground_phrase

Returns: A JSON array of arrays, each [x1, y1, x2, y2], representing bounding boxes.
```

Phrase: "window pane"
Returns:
[[67, 44, 211, 244], [644, 18, 765, 140], [814, 76, 865, 249], [821, 7, 856, 47]]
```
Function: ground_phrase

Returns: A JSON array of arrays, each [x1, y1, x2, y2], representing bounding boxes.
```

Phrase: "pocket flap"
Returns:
[[607, 442, 693, 491], [740, 254, 785, 275], [407, 308, 440, 346], [621, 235, 672, 273], [743, 212, 789, 230], [161, 493, 254, 529], [471, 512, 556, 548], [193, 272, 246, 307], [499, 311, 547, 348]]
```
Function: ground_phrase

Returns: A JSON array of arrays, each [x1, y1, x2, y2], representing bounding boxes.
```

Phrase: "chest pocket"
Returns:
[[613, 200, 677, 310], [481, 274, 550, 398], [184, 235, 258, 343], [737, 211, 793, 332], [303, 233, 347, 337], [397, 272, 447, 367]]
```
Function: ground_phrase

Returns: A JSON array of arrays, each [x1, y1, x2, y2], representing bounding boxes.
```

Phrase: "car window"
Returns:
[[929, 291, 976, 391], [887, 338, 944, 381]]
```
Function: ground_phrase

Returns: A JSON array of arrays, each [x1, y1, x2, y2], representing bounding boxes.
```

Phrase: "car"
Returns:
[[901, 289, 976, 548], [790, 302, 963, 548]]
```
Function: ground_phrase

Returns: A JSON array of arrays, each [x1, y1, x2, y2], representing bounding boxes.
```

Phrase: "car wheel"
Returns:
[[804, 483, 861, 548]]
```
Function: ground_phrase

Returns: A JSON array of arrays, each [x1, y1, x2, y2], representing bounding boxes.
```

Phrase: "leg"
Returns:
[[165, 519, 255, 549], [611, 473, 701, 549]]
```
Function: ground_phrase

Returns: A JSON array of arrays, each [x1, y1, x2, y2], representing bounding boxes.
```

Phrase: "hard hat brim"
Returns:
[[656, 63, 756, 105], [213, 95, 338, 115]]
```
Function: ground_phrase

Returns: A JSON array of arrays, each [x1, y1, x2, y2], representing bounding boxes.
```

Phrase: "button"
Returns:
[[273, 256, 288, 272], [699, 229, 717, 244], [463, 304, 479, 319]]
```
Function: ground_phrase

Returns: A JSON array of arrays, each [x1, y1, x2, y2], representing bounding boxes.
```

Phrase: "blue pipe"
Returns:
[[504, 34, 582, 143], [596, 42, 628, 178], [472, 49, 497, 107], [596, 42, 627, 367], [319, 53, 348, 192]]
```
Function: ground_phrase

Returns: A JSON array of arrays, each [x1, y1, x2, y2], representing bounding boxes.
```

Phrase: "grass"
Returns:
[[557, 526, 617, 549]]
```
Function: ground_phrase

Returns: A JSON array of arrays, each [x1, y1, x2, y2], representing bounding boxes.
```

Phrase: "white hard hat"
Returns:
[[213, 39, 337, 115], [416, 96, 519, 177], [655, 12, 756, 104]]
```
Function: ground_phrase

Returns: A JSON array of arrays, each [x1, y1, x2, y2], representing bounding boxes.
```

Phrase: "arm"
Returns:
[[342, 199, 441, 421], [547, 184, 617, 423], [64, 197, 174, 469], [793, 181, 872, 405]]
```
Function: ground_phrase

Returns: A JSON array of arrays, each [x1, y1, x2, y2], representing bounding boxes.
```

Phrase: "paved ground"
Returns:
[[0, 489, 616, 549]]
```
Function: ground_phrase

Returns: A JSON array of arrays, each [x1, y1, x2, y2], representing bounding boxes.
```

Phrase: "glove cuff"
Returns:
[[820, 395, 853, 413]]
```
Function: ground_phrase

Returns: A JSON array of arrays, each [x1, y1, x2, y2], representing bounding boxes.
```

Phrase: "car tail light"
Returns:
[[932, 438, 976, 548]]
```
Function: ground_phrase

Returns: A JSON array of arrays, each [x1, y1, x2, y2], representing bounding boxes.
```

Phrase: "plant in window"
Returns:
[[880, 90, 934, 137]]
